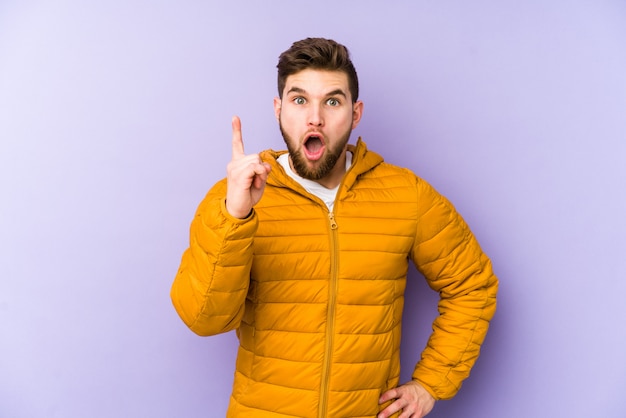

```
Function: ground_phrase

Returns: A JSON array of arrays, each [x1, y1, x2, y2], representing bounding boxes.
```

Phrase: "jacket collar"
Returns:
[[261, 138, 384, 192]]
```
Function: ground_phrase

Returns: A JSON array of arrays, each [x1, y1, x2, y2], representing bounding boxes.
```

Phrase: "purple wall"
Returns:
[[1, 1, 625, 417]]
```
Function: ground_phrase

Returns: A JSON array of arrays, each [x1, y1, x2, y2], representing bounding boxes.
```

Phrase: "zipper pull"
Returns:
[[328, 212, 338, 230]]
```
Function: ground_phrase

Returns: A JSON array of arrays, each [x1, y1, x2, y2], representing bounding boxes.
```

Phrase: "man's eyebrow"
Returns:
[[286, 87, 306, 95], [285, 87, 347, 98], [326, 89, 347, 98]]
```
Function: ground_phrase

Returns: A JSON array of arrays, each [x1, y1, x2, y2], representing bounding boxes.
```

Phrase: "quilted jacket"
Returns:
[[171, 139, 498, 417]]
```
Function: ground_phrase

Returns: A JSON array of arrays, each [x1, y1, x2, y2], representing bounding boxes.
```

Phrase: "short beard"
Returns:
[[279, 120, 351, 181]]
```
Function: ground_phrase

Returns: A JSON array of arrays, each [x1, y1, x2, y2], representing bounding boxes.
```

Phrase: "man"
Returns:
[[171, 37, 498, 418]]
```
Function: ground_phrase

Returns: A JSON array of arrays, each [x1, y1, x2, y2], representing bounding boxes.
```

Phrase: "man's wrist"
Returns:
[[223, 200, 254, 220]]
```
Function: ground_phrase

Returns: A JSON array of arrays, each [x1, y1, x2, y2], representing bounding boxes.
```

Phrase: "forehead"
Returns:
[[283, 69, 350, 96]]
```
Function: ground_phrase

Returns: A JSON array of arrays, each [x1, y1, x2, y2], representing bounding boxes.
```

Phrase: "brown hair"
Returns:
[[277, 38, 359, 102]]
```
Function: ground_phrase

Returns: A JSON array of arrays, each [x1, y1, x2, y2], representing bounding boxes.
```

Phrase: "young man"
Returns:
[[171, 38, 498, 418]]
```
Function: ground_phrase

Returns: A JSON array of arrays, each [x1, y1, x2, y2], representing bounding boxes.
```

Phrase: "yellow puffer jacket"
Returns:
[[171, 139, 498, 417]]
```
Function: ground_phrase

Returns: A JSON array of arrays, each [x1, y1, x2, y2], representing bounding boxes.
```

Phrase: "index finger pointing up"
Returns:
[[231, 115, 245, 159]]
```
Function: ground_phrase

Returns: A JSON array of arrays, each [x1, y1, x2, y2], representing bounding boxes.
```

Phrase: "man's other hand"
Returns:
[[378, 380, 435, 418]]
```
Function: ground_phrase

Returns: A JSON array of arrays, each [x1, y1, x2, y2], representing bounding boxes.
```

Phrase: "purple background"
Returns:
[[1, 1, 625, 417]]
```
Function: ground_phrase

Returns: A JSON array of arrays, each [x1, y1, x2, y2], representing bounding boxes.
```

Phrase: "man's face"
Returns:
[[274, 69, 363, 187]]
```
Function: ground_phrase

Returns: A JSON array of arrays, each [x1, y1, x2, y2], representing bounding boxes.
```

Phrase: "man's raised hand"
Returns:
[[225, 116, 272, 218]]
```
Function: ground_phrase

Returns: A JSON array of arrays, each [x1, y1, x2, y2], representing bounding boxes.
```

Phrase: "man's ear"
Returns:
[[352, 100, 364, 129], [273, 97, 282, 121]]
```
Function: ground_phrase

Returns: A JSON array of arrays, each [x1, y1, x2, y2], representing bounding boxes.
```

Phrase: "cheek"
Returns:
[[279, 112, 304, 139], [280, 115, 299, 133], [336, 110, 355, 128], [280, 107, 301, 124]]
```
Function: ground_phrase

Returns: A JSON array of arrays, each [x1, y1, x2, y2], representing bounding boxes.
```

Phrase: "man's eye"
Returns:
[[327, 98, 339, 106], [294, 97, 306, 105]]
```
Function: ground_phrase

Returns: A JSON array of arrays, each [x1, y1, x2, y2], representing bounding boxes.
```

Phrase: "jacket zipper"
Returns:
[[319, 211, 339, 418]]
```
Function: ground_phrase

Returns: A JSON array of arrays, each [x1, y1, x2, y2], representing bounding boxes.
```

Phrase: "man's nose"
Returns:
[[308, 106, 323, 126]]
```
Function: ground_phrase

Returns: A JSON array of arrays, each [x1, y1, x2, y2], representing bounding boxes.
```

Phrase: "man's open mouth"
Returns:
[[303, 134, 325, 160]]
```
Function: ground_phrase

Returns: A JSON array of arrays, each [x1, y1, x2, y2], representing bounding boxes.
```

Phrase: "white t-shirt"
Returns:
[[277, 152, 353, 211]]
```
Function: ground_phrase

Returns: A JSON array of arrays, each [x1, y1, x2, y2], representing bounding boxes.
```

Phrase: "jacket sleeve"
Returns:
[[410, 177, 498, 400], [170, 179, 257, 336]]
